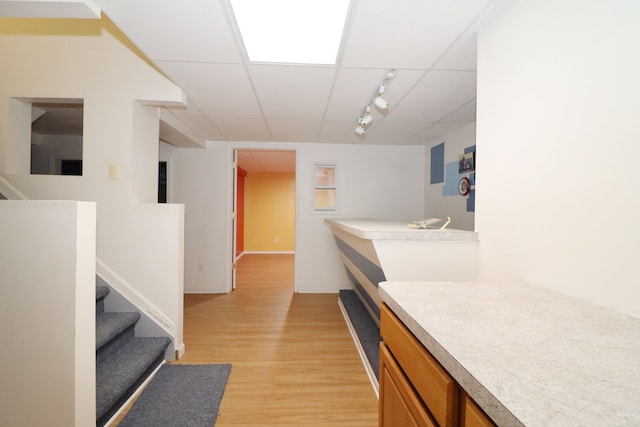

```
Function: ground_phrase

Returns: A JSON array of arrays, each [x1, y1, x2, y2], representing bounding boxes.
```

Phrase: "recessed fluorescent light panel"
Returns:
[[229, 0, 350, 64]]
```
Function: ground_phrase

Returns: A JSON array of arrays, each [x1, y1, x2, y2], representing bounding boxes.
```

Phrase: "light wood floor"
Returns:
[[116, 253, 378, 426]]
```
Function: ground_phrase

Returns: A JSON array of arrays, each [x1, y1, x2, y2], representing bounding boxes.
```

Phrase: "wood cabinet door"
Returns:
[[379, 343, 436, 427], [460, 392, 496, 427], [380, 303, 459, 427]]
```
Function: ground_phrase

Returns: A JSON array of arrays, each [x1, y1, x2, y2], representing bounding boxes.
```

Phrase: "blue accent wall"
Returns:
[[430, 143, 445, 184], [442, 161, 461, 196], [467, 189, 475, 212]]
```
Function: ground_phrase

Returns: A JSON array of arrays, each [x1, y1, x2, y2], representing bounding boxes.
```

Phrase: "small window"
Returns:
[[314, 163, 336, 211]]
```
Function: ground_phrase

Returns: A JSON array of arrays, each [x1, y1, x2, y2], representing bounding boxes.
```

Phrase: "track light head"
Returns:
[[374, 95, 388, 110], [358, 103, 373, 127], [374, 84, 388, 110], [355, 125, 366, 136], [360, 112, 373, 126]]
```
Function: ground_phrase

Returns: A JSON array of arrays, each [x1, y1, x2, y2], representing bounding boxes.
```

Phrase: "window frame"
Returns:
[[313, 162, 338, 212]]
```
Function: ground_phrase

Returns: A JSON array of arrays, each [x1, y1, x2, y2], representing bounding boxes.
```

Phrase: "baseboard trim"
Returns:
[[241, 251, 295, 255], [0, 175, 28, 200], [175, 342, 186, 359], [338, 298, 379, 398], [96, 259, 182, 355]]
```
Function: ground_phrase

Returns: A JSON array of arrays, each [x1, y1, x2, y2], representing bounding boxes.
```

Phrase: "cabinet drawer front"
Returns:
[[380, 303, 458, 427], [380, 343, 437, 427]]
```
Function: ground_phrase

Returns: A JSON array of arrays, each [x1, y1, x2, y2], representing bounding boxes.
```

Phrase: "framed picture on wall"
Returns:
[[458, 152, 475, 174]]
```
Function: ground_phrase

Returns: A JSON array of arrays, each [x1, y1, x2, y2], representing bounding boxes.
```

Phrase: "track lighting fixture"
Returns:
[[374, 93, 388, 110], [359, 104, 373, 127], [374, 84, 388, 110], [354, 69, 395, 136]]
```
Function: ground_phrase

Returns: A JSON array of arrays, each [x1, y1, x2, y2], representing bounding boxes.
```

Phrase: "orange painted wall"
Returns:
[[243, 172, 295, 252]]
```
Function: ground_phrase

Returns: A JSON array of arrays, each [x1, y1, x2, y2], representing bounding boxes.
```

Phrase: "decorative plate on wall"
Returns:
[[458, 177, 471, 196]]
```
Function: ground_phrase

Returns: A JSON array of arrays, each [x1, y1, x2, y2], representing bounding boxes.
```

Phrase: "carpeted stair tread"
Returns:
[[96, 311, 141, 351], [96, 336, 171, 423], [96, 285, 110, 302]]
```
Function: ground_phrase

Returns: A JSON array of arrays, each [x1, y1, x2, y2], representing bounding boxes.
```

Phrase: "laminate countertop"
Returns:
[[324, 218, 478, 241], [379, 281, 640, 426]]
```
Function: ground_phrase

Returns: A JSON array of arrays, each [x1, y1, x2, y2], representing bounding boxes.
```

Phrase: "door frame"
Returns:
[[227, 144, 299, 293]]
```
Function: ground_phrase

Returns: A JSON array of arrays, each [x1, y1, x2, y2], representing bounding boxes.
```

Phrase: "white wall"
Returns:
[[0, 201, 96, 427], [0, 16, 182, 201], [160, 141, 229, 293], [97, 202, 185, 353], [476, 0, 640, 317], [131, 102, 162, 203], [161, 141, 425, 293], [0, 17, 187, 348], [0, 18, 184, 203], [425, 122, 476, 231]]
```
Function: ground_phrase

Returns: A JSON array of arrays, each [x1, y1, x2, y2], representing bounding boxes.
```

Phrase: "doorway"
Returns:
[[158, 161, 167, 203], [233, 149, 296, 291]]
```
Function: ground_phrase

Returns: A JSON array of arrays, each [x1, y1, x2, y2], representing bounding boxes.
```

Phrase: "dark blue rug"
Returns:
[[118, 363, 232, 427], [339, 290, 381, 380]]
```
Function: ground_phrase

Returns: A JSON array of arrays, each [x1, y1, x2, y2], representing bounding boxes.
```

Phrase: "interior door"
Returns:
[[232, 149, 239, 290]]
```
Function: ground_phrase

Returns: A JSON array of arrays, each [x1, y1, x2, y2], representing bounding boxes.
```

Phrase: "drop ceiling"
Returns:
[[3, 0, 506, 147], [92, 0, 503, 146]]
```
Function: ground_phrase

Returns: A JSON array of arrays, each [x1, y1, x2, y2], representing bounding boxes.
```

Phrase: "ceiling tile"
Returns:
[[435, 34, 478, 71], [156, 61, 263, 119], [406, 123, 466, 143], [341, 0, 491, 68], [388, 70, 476, 123], [362, 121, 433, 145], [248, 65, 336, 120], [175, 115, 226, 140], [212, 118, 271, 141], [439, 99, 476, 124], [164, 99, 204, 117], [317, 120, 370, 144], [95, 0, 243, 62], [267, 119, 322, 143]]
